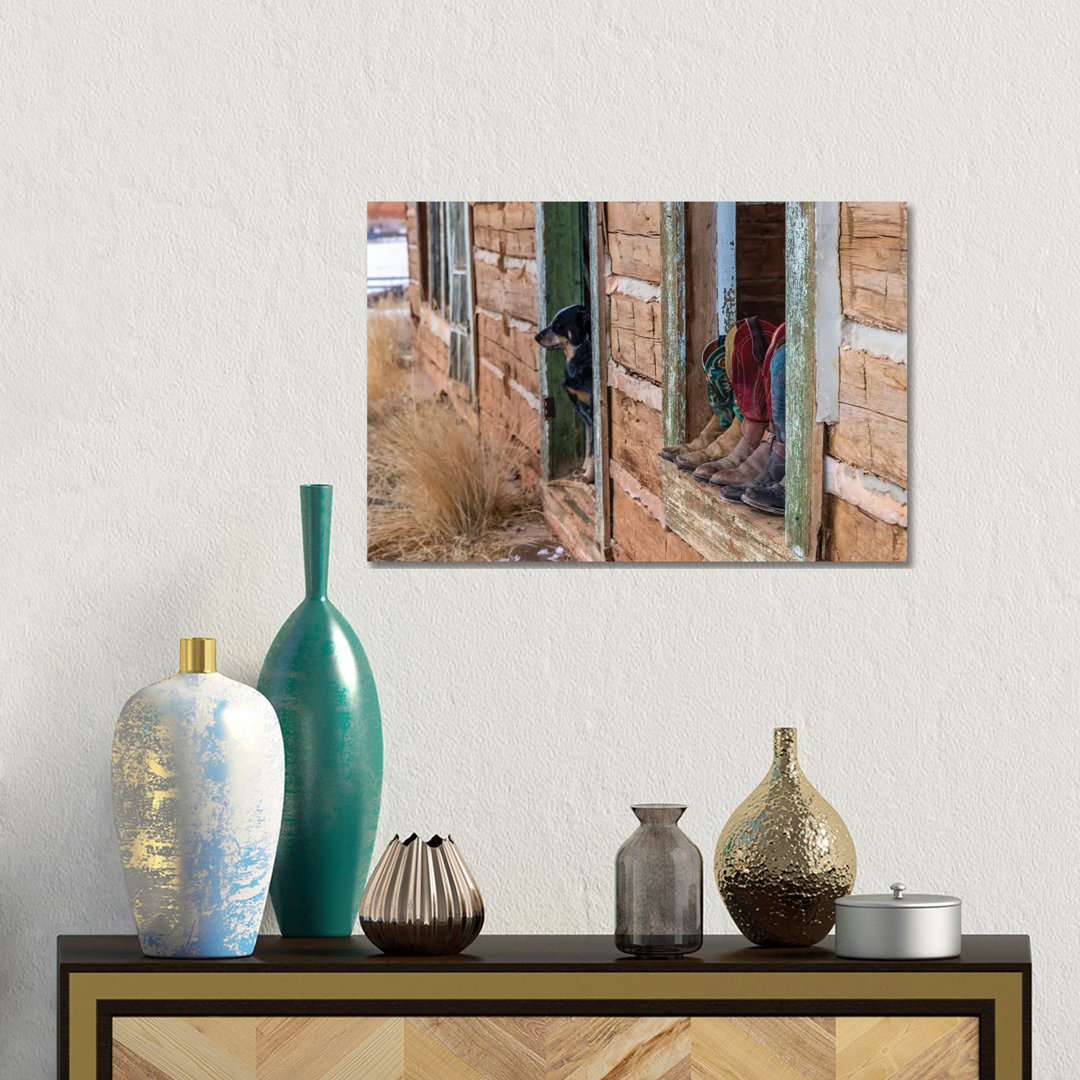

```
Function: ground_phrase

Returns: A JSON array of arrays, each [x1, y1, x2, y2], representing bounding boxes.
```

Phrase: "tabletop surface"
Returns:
[[57, 934, 1031, 973]]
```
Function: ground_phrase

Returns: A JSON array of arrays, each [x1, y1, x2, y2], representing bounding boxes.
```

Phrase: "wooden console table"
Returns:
[[58, 934, 1031, 1079]]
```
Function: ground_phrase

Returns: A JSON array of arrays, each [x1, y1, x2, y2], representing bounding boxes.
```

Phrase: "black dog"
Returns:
[[535, 304, 594, 483]]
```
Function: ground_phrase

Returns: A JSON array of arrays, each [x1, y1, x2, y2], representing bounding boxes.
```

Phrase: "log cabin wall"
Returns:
[[605, 202, 702, 562], [471, 202, 543, 494], [822, 202, 909, 561]]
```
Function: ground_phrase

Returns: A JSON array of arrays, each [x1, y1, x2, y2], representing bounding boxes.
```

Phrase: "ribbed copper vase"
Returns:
[[715, 728, 856, 947], [359, 834, 484, 955]]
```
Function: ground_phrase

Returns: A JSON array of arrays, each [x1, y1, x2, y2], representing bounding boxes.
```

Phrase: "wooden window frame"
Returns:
[[659, 201, 839, 562], [534, 201, 610, 559], [418, 201, 477, 401], [446, 201, 476, 398]]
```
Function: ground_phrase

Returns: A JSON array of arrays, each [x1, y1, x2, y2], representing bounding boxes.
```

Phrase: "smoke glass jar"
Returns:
[[615, 804, 703, 957]]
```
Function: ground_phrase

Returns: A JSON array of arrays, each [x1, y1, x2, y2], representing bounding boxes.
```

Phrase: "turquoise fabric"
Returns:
[[702, 339, 743, 429]]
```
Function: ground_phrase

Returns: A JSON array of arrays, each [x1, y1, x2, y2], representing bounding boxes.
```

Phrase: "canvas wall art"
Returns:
[[366, 202, 908, 564]]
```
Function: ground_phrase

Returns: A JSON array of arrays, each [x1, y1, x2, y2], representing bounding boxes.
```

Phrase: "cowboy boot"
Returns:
[[742, 476, 786, 515], [675, 416, 742, 470], [692, 424, 760, 483], [718, 448, 785, 504], [659, 414, 720, 463], [707, 436, 773, 488]]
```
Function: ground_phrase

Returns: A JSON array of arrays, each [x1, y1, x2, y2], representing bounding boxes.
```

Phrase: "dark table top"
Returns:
[[57, 934, 1031, 973]]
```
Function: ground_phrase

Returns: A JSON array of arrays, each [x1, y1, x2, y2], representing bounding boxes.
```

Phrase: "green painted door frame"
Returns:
[[535, 202, 587, 483]]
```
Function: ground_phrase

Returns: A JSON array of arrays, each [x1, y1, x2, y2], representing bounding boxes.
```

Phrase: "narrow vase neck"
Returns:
[[632, 804, 686, 827], [301, 484, 333, 600], [178, 637, 216, 674], [771, 727, 799, 777]]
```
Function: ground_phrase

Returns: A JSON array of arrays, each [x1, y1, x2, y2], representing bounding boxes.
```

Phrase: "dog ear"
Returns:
[[573, 307, 591, 344]]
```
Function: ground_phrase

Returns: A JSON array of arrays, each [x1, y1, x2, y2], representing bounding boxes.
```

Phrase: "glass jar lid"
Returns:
[[835, 882, 961, 909]]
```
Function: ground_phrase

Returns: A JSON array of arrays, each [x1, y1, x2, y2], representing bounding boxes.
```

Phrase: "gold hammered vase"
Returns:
[[715, 728, 856, 947]]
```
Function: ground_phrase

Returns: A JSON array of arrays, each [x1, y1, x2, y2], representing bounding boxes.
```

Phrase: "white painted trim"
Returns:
[[842, 318, 908, 363], [609, 459, 664, 522], [605, 275, 661, 303], [607, 358, 663, 411], [824, 455, 908, 527], [815, 201, 842, 424]]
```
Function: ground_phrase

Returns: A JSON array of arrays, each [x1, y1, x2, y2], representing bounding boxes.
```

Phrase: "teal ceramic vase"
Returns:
[[259, 484, 383, 936]]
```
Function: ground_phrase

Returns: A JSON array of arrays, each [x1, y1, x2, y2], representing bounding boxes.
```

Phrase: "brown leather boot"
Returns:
[[692, 427, 759, 483], [675, 416, 742, 470], [708, 437, 773, 487], [658, 414, 720, 463]]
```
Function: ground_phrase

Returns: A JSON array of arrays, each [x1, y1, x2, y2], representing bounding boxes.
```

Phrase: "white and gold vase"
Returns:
[[112, 638, 285, 958]]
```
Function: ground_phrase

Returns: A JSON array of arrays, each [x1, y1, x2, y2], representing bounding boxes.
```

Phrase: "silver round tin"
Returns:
[[834, 882, 961, 960]]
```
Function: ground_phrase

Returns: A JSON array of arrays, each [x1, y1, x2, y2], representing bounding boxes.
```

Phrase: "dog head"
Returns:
[[535, 305, 590, 351]]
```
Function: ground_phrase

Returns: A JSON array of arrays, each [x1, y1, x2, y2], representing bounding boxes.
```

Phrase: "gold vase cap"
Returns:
[[179, 638, 216, 674]]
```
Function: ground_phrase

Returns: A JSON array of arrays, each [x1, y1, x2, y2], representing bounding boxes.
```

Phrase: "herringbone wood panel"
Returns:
[[836, 1017, 979, 1080], [112, 1013, 978, 1079]]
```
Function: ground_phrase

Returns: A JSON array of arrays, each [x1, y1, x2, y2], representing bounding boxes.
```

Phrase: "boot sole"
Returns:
[[741, 493, 785, 515]]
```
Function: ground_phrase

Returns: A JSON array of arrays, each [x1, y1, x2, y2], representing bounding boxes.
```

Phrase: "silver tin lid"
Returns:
[[835, 882, 961, 910]]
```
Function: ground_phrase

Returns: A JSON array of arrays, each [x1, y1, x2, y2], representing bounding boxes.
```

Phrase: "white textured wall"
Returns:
[[2, 1, 1077, 1075]]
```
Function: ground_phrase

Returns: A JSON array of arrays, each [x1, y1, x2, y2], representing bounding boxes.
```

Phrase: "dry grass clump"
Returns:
[[368, 402, 532, 562], [368, 293, 411, 353], [366, 298, 412, 419]]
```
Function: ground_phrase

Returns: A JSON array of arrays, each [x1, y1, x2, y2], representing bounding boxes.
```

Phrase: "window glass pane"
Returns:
[[449, 202, 468, 271], [427, 202, 444, 313], [449, 328, 470, 385]]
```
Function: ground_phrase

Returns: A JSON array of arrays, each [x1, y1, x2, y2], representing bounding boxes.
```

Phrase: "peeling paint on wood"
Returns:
[[784, 201, 821, 561], [716, 202, 737, 332], [814, 201, 842, 425], [588, 201, 612, 558], [535, 202, 587, 483], [660, 202, 686, 447], [659, 459, 791, 562]]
